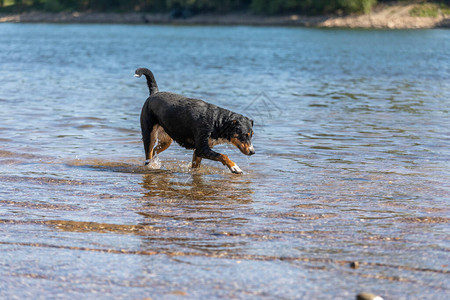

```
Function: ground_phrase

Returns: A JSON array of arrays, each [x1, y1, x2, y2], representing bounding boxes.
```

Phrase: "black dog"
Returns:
[[135, 67, 255, 174]]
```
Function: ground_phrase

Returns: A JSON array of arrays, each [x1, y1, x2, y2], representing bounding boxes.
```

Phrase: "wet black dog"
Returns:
[[135, 67, 255, 174]]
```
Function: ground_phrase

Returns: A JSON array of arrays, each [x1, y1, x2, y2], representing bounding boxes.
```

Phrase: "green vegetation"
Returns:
[[250, 0, 377, 14], [410, 3, 440, 17], [410, 3, 450, 17], [0, 0, 449, 16]]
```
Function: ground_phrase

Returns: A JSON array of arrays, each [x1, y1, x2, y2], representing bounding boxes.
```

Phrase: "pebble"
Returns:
[[350, 261, 359, 269], [356, 292, 384, 300]]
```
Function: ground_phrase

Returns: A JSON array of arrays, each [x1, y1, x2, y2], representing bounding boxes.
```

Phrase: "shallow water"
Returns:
[[0, 24, 449, 299]]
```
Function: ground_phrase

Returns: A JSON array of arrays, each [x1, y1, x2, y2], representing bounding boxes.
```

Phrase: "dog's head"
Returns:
[[223, 116, 255, 156]]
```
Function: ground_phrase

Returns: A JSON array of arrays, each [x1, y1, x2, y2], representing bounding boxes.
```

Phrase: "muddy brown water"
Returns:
[[0, 24, 449, 299]]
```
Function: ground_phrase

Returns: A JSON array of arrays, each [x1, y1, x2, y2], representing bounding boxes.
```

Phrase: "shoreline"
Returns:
[[0, 3, 449, 29]]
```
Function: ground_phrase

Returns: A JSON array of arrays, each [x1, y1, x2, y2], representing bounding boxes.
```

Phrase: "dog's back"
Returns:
[[144, 92, 238, 149]]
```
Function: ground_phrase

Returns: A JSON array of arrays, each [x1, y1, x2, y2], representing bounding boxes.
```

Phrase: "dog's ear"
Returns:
[[220, 119, 238, 136], [225, 119, 238, 129]]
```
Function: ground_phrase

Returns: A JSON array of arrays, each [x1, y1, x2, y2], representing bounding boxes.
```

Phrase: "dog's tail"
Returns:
[[134, 68, 159, 96]]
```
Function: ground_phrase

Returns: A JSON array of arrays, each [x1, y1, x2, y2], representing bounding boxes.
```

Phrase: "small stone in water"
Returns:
[[356, 292, 384, 300], [350, 261, 359, 269]]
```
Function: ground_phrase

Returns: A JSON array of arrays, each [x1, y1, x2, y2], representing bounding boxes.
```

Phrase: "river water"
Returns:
[[0, 24, 449, 299]]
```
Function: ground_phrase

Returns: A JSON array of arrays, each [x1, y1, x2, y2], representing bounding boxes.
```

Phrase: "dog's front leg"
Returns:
[[195, 143, 243, 174], [219, 153, 243, 174], [191, 152, 203, 169]]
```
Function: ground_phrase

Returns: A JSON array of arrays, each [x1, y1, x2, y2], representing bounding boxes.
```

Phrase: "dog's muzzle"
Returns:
[[248, 144, 255, 156]]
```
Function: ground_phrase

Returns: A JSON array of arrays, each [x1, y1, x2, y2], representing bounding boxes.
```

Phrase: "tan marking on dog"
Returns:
[[230, 137, 252, 155], [191, 152, 202, 168], [218, 154, 236, 168], [146, 125, 158, 161], [218, 154, 242, 174], [148, 125, 173, 160], [153, 126, 172, 156]]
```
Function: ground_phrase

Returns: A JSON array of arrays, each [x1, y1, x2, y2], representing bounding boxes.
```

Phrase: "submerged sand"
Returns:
[[0, 3, 449, 29]]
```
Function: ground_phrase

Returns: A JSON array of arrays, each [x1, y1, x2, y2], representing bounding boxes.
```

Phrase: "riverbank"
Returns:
[[0, 3, 449, 28]]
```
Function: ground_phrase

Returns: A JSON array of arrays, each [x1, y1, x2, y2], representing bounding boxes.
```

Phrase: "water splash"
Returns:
[[146, 156, 162, 170]]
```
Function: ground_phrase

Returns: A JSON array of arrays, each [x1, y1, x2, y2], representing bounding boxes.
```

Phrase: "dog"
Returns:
[[134, 67, 255, 174]]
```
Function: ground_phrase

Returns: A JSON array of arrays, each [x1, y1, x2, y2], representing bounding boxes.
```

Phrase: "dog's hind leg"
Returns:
[[143, 127, 158, 165], [191, 152, 202, 168], [152, 128, 173, 157], [141, 112, 158, 165], [141, 127, 152, 165]]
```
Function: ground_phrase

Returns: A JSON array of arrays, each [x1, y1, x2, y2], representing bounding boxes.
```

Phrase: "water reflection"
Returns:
[[140, 172, 253, 202], [137, 172, 254, 254]]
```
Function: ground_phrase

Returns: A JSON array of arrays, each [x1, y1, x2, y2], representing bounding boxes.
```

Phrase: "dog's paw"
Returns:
[[145, 157, 162, 169], [230, 165, 243, 174]]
